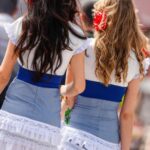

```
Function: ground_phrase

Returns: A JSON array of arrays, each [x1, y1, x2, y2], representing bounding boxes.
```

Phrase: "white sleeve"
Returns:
[[69, 23, 90, 55], [73, 38, 92, 55], [4, 17, 23, 46], [128, 54, 150, 81], [133, 58, 150, 79]]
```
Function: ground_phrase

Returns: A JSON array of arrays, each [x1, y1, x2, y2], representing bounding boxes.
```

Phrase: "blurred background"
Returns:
[[0, 0, 150, 149]]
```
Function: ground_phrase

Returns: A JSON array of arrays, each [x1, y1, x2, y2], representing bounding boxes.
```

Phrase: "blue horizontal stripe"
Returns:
[[17, 66, 63, 88], [80, 80, 127, 102]]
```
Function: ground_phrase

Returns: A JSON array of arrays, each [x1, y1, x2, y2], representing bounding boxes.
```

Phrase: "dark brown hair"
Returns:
[[15, 0, 85, 80]]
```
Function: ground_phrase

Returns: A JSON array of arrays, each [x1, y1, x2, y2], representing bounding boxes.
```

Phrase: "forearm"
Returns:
[[0, 74, 10, 94], [61, 65, 85, 97], [60, 82, 84, 97], [0, 42, 18, 94], [120, 115, 134, 150], [65, 66, 76, 105], [0, 65, 11, 92], [65, 65, 73, 84]]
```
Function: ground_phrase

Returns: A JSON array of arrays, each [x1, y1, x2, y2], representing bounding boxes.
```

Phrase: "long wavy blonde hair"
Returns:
[[94, 0, 149, 85]]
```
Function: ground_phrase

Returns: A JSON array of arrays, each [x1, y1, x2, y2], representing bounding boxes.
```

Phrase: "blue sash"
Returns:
[[17, 66, 63, 88], [80, 80, 127, 102]]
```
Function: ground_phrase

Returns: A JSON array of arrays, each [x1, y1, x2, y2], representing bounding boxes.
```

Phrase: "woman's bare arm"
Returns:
[[60, 52, 85, 97], [120, 77, 142, 150], [0, 41, 17, 94]]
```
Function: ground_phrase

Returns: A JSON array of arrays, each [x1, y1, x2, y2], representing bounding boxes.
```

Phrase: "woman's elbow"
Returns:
[[120, 112, 135, 121], [0, 70, 10, 84], [74, 81, 86, 94]]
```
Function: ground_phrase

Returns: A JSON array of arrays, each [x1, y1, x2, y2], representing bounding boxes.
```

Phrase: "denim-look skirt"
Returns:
[[60, 96, 121, 150], [0, 66, 63, 150]]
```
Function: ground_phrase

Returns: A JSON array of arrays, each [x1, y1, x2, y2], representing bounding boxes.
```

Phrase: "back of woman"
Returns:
[[0, 0, 88, 149], [61, 0, 149, 150]]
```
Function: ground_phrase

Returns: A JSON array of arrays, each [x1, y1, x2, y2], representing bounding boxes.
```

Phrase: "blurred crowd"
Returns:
[[0, 0, 150, 149]]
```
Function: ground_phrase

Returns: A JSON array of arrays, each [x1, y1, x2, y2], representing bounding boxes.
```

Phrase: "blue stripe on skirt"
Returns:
[[17, 66, 64, 88], [80, 80, 127, 102]]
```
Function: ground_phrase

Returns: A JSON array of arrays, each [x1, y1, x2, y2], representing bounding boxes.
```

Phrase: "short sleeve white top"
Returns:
[[85, 38, 150, 87], [5, 16, 88, 76]]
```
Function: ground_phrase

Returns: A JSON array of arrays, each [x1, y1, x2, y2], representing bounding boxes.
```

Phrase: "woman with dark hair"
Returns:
[[80, 1, 96, 37], [0, 0, 87, 149]]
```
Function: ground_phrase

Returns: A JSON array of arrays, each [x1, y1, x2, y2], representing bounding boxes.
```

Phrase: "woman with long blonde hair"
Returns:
[[0, 0, 87, 149], [61, 0, 149, 149]]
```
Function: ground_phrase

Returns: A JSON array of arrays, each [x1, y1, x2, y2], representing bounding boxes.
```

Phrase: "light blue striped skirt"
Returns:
[[0, 66, 63, 150], [2, 78, 61, 126], [61, 95, 121, 150]]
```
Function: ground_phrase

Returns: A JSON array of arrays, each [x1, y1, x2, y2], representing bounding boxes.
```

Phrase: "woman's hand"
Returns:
[[66, 96, 77, 109], [61, 96, 76, 120]]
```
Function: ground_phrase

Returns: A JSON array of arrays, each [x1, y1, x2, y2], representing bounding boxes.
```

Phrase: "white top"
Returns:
[[5, 17, 88, 76], [85, 38, 150, 87]]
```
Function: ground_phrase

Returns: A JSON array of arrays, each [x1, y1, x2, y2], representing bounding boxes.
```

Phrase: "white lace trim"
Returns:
[[0, 131, 57, 150], [4, 23, 18, 45], [60, 126, 120, 150], [0, 110, 61, 147]]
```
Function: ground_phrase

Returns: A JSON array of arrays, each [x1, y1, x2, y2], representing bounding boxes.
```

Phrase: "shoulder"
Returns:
[[127, 50, 148, 82], [69, 22, 84, 36], [9, 16, 24, 29]]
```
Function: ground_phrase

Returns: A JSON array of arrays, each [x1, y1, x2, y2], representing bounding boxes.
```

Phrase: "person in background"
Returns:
[[80, 1, 96, 37], [16, 0, 27, 18], [0, 0, 18, 107]]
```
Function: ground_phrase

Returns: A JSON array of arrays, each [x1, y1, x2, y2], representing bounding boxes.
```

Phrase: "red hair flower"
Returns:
[[93, 12, 107, 31]]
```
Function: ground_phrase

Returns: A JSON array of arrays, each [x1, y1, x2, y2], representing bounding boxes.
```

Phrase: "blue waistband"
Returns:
[[80, 80, 127, 102], [16, 66, 63, 88]]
